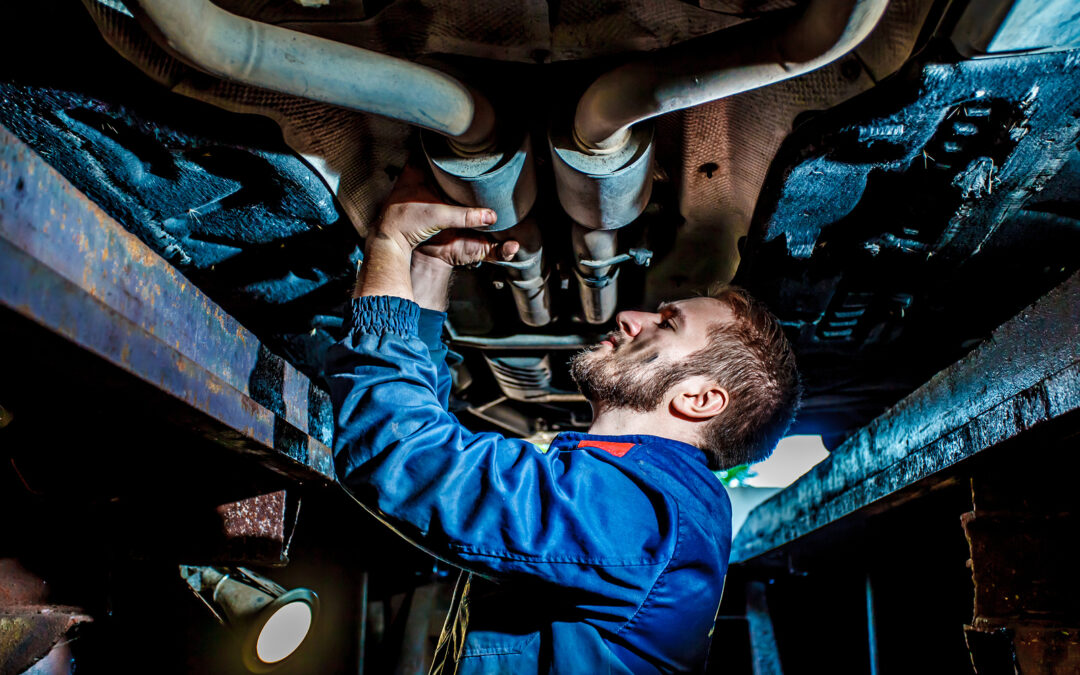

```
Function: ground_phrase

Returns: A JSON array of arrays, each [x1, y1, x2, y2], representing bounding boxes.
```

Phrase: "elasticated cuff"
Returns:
[[345, 296, 421, 337]]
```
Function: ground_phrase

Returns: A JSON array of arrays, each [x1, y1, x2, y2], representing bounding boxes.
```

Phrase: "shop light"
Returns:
[[179, 565, 319, 672]]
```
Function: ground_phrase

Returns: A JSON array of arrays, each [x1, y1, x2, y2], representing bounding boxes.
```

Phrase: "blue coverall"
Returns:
[[327, 296, 733, 673]]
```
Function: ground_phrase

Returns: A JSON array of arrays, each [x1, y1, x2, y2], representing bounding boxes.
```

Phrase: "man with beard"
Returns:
[[327, 169, 801, 674]]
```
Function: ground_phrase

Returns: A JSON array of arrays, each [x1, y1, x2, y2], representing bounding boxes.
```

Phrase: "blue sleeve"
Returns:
[[325, 296, 673, 592], [417, 308, 451, 409]]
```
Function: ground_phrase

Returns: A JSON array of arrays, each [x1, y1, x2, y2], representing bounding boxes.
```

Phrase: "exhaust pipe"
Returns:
[[548, 121, 653, 323], [552, 0, 888, 323], [491, 219, 553, 327], [131, 0, 496, 150], [424, 127, 544, 326], [422, 128, 537, 233], [132, 0, 548, 324], [571, 225, 619, 325], [573, 0, 890, 152]]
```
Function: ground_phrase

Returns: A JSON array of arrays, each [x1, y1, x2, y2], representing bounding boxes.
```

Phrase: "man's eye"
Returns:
[[658, 319, 672, 329]]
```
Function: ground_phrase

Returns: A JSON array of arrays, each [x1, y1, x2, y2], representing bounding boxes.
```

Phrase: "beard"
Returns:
[[569, 335, 681, 412]]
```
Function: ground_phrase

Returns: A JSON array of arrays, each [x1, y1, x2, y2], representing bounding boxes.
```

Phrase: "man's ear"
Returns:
[[670, 377, 729, 421]]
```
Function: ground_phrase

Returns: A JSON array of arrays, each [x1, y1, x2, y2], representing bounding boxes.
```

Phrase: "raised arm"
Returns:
[[412, 254, 454, 408], [328, 168, 675, 596], [326, 296, 673, 593], [353, 166, 510, 407]]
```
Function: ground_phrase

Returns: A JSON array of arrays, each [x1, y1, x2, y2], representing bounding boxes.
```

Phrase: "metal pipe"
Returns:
[[131, 0, 495, 149], [574, 0, 889, 151], [866, 573, 880, 675], [357, 571, 368, 675], [423, 129, 537, 231], [549, 121, 655, 231], [492, 220, 552, 327], [484, 354, 587, 403], [572, 225, 620, 324], [446, 329, 590, 351]]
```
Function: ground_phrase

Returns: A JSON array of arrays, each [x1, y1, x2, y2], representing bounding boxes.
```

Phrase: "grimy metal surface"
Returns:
[[733, 270, 1080, 563], [0, 559, 92, 674], [0, 124, 334, 481], [214, 491, 290, 565]]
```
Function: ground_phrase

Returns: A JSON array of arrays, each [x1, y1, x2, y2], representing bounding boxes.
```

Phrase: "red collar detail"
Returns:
[[577, 440, 635, 458]]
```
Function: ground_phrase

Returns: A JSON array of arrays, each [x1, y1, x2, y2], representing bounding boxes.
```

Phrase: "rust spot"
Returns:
[[216, 491, 286, 542], [120, 227, 160, 268]]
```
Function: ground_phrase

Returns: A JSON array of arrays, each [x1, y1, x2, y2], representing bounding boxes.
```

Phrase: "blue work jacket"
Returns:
[[327, 296, 732, 673]]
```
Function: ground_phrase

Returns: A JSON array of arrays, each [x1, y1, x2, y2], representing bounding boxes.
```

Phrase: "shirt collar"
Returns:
[[551, 431, 709, 467]]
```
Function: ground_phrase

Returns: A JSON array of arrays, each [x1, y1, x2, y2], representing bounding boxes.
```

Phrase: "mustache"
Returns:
[[585, 331, 625, 351], [576, 331, 627, 356]]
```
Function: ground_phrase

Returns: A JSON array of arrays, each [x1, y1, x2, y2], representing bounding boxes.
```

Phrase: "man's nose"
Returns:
[[616, 310, 658, 338]]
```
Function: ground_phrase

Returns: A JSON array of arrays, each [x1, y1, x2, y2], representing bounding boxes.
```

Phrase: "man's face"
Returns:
[[570, 297, 735, 412]]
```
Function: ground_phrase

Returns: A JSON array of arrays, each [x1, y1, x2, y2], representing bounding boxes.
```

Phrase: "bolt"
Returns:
[[840, 58, 863, 81], [857, 124, 905, 143], [952, 121, 979, 136]]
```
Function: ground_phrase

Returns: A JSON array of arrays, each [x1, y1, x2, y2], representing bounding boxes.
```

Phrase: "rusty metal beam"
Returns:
[[962, 465, 1080, 673], [0, 608, 92, 674], [734, 270, 1080, 563], [214, 491, 291, 565], [0, 559, 92, 675], [0, 124, 334, 482]]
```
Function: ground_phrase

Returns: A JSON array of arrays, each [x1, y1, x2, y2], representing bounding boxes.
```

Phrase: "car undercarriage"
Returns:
[[5, 0, 1077, 449], [1, 0, 1079, 672]]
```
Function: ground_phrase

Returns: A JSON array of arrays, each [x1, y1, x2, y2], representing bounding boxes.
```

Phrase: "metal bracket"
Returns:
[[578, 247, 653, 269], [489, 255, 541, 271]]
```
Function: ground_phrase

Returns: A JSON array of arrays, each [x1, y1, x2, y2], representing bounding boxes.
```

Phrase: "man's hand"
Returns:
[[415, 230, 519, 268], [355, 165, 519, 304], [374, 166, 494, 256], [411, 231, 520, 311]]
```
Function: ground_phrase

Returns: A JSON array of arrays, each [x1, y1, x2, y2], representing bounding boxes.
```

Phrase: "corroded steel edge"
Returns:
[[0, 124, 334, 481], [734, 271, 1080, 563]]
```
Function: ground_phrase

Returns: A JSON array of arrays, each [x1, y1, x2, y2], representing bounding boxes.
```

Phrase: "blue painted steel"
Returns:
[[0, 124, 334, 480], [733, 271, 1080, 563]]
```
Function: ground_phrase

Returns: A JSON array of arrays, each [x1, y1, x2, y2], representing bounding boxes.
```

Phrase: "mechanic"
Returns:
[[326, 167, 801, 674]]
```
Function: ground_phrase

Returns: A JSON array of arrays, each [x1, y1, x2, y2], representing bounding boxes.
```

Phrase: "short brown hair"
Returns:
[[688, 285, 801, 470]]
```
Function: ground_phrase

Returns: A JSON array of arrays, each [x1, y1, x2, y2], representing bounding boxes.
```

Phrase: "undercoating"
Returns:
[[738, 46, 1080, 439], [1, 0, 1079, 446], [733, 270, 1080, 562]]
